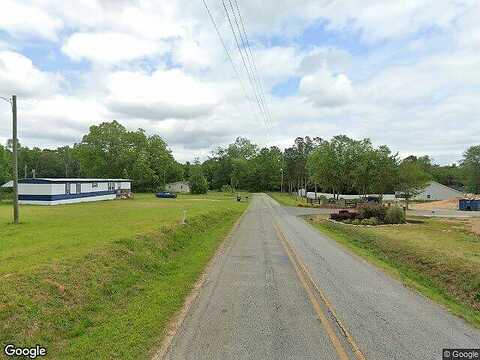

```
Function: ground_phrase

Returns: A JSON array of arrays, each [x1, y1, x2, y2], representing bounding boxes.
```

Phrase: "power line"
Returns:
[[231, 0, 273, 127], [200, 0, 264, 123], [226, 0, 267, 120], [0, 96, 12, 104], [221, 0, 270, 131]]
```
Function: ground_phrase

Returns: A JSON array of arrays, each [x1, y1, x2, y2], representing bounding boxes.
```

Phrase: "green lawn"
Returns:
[[308, 216, 480, 327], [0, 192, 248, 359], [0, 192, 241, 275], [267, 192, 306, 207]]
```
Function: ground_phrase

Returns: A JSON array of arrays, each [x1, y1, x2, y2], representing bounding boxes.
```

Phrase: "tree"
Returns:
[[370, 146, 399, 195], [0, 144, 11, 184], [461, 145, 480, 194], [189, 167, 208, 194], [72, 120, 182, 192], [397, 160, 431, 208], [249, 146, 282, 191]]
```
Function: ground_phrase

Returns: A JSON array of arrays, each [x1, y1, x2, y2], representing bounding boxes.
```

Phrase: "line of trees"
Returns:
[[0, 121, 184, 192], [200, 136, 479, 196], [0, 120, 479, 196]]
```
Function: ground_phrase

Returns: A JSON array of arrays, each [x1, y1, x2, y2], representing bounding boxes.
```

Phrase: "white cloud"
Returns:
[[62, 32, 168, 65], [105, 69, 218, 120], [0, 0, 479, 164], [299, 66, 355, 107], [0, 0, 63, 40], [0, 51, 61, 98]]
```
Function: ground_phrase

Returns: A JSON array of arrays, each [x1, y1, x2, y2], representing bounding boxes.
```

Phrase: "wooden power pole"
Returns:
[[12, 95, 19, 224]]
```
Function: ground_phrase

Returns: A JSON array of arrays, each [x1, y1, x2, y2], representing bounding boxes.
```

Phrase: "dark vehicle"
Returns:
[[155, 191, 177, 199], [365, 195, 381, 204]]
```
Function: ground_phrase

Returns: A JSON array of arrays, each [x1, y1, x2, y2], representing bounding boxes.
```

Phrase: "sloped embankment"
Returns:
[[0, 208, 244, 359]]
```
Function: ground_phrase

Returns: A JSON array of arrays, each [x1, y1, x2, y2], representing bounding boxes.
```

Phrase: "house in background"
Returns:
[[409, 181, 463, 201], [2, 178, 132, 205], [165, 180, 190, 193]]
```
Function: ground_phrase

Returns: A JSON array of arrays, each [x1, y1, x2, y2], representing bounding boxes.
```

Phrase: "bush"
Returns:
[[330, 210, 358, 221], [0, 189, 13, 202], [221, 184, 233, 193], [361, 217, 379, 226], [358, 204, 387, 221], [385, 206, 406, 224], [352, 219, 361, 225]]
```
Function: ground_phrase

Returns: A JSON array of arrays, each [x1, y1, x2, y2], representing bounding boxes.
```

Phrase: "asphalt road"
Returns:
[[163, 194, 480, 360]]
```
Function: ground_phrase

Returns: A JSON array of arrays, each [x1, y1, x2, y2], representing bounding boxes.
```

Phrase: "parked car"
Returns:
[[155, 191, 177, 199]]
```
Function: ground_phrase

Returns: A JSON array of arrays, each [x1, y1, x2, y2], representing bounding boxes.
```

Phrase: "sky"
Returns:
[[0, 0, 479, 164]]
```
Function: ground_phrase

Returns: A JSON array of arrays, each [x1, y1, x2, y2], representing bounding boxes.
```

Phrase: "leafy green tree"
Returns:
[[370, 146, 399, 195], [189, 167, 208, 194], [461, 145, 480, 194], [0, 144, 11, 184], [249, 146, 282, 191], [397, 160, 431, 208]]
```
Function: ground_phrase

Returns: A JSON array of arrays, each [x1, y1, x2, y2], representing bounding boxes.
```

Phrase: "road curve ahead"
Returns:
[[162, 194, 480, 360]]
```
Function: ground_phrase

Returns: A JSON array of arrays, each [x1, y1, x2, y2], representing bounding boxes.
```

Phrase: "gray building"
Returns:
[[413, 181, 463, 201], [165, 180, 190, 193]]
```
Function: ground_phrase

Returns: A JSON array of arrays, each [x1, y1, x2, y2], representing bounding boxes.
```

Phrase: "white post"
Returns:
[[182, 210, 187, 225]]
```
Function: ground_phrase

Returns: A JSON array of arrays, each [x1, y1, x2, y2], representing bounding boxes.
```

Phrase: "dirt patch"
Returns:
[[471, 219, 480, 235], [410, 198, 460, 210]]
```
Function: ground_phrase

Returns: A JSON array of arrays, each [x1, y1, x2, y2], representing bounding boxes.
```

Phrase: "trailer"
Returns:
[[2, 178, 132, 205]]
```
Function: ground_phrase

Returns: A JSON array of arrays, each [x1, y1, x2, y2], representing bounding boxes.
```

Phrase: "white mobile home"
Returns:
[[165, 181, 190, 193], [3, 178, 132, 205]]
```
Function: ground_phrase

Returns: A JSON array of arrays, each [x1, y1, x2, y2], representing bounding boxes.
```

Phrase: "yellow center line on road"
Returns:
[[273, 222, 367, 360]]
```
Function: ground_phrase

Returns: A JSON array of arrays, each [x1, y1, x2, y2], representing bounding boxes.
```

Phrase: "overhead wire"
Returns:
[[200, 0, 265, 125], [231, 0, 273, 128], [221, 0, 270, 132]]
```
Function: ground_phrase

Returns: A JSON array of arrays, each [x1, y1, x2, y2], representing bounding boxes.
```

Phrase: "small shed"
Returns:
[[459, 199, 480, 211], [1, 178, 132, 205], [165, 181, 190, 193]]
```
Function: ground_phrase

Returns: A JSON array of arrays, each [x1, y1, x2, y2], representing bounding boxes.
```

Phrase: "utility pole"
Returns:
[[280, 168, 284, 193], [24, 164, 27, 179], [12, 95, 19, 224]]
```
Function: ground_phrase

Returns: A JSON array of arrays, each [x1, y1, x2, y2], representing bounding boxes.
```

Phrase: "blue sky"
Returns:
[[0, 0, 479, 164]]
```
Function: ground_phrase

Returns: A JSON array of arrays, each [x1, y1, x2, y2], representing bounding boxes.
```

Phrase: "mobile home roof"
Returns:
[[3, 178, 131, 186]]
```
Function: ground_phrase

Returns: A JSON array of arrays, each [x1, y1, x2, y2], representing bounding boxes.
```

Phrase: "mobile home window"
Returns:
[[65, 183, 71, 194], [76, 183, 81, 194], [92, 182, 98, 188]]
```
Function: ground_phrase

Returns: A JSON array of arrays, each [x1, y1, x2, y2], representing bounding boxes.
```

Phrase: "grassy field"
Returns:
[[308, 216, 480, 327], [0, 192, 248, 359], [267, 192, 306, 207]]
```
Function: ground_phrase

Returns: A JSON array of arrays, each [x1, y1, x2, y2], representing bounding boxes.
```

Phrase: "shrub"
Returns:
[[385, 206, 406, 224], [352, 219, 361, 225], [330, 210, 358, 221], [358, 204, 387, 221], [361, 217, 379, 226]]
